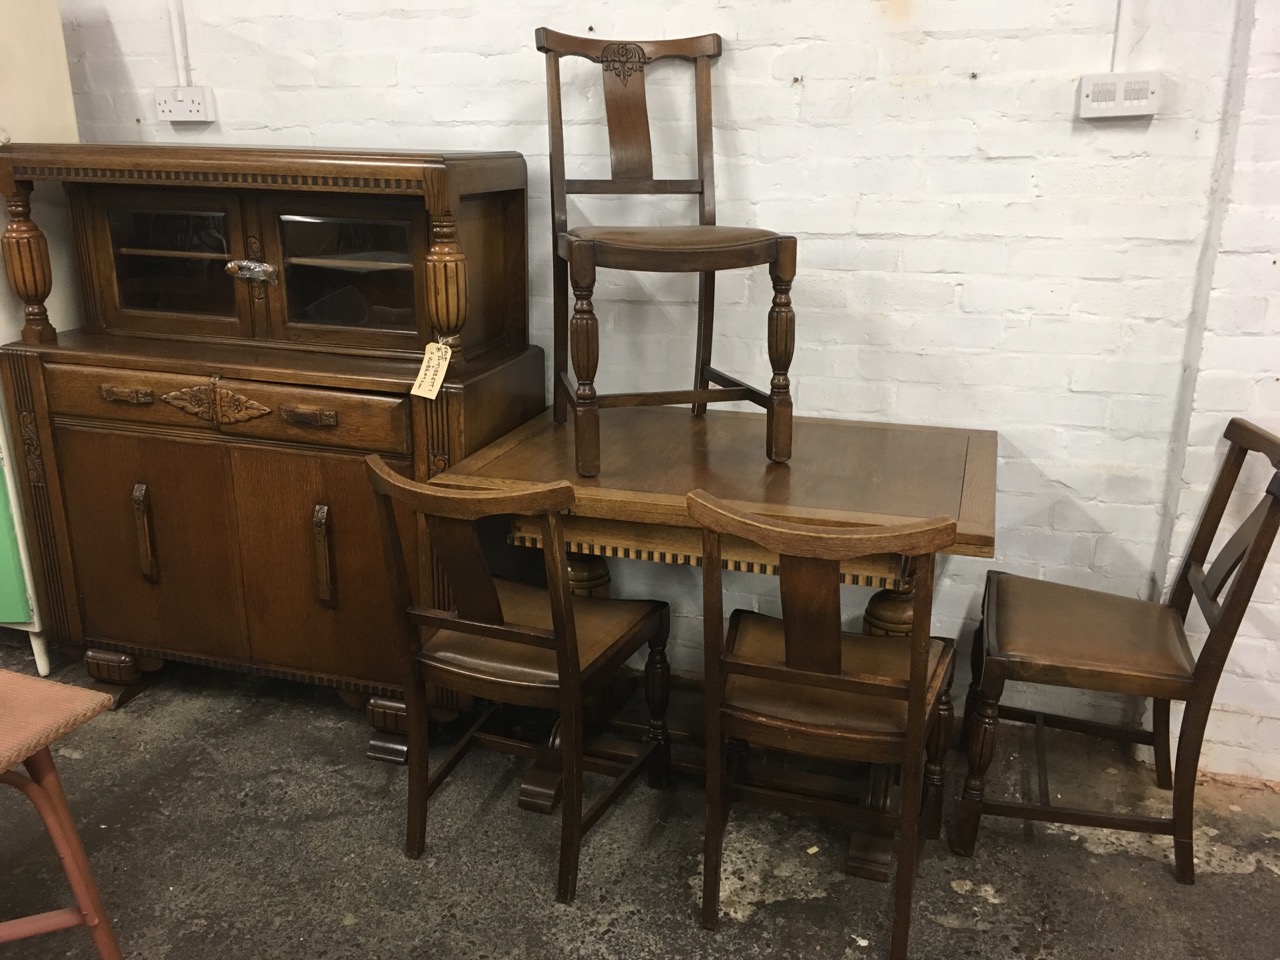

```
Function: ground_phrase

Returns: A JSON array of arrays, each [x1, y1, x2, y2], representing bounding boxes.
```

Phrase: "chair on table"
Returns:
[[365, 455, 671, 903], [952, 417, 1280, 882], [535, 28, 798, 478], [1, 670, 121, 960], [688, 489, 957, 960]]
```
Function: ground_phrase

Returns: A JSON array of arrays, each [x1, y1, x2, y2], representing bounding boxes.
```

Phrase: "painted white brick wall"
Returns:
[[49, 0, 1277, 776]]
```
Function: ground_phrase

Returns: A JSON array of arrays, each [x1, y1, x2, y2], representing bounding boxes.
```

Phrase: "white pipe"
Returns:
[[168, 0, 191, 86]]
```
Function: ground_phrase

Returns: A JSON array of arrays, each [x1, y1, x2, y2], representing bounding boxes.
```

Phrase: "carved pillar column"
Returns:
[[2, 180, 57, 344], [425, 212, 468, 359]]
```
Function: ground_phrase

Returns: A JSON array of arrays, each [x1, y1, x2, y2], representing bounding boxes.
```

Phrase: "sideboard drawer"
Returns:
[[217, 380, 410, 455], [44, 363, 219, 431], [44, 364, 409, 454]]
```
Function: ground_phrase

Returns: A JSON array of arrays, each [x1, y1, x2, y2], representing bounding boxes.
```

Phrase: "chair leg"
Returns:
[[951, 674, 1005, 857], [765, 239, 796, 464], [568, 248, 600, 478], [645, 630, 671, 789], [924, 689, 953, 841], [1152, 698, 1173, 791], [556, 714, 585, 904], [960, 620, 985, 747], [889, 758, 926, 960], [12, 750, 123, 960], [1171, 698, 1214, 885], [404, 669, 431, 859], [692, 271, 716, 417], [701, 727, 730, 930]]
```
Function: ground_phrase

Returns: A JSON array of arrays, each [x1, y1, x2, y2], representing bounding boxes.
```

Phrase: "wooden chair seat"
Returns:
[[724, 610, 952, 739], [986, 573, 1195, 698], [564, 225, 782, 268], [424, 578, 668, 698], [0, 670, 122, 960]]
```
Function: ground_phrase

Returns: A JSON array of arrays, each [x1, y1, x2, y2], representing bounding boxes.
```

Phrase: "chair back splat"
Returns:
[[536, 28, 798, 477], [953, 417, 1280, 886], [365, 455, 671, 904], [690, 488, 957, 960]]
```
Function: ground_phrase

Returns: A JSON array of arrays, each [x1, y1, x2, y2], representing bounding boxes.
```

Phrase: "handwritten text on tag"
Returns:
[[410, 342, 452, 400]]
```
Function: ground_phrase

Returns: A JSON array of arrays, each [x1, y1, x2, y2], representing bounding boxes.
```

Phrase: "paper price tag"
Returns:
[[410, 342, 452, 400]]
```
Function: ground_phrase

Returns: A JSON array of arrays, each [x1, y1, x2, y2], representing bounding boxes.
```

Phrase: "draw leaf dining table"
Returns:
[[435, 404, 997, 879]]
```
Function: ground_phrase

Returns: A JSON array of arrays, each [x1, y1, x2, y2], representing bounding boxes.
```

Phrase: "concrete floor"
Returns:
[[3, 633, 1279, 960]]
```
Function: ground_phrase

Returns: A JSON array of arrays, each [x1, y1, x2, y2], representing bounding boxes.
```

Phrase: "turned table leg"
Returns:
[[844, 583, 917, 880]]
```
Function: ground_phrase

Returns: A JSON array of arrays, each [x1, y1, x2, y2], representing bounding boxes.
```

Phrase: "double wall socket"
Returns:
[[156, 86, 214, 122]]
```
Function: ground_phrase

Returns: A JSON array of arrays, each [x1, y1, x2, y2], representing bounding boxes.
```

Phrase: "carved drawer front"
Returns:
[[215, 380, 410, 454], [44, 363, 221, 432]]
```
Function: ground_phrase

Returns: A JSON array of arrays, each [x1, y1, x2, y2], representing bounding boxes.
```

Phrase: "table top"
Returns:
[[444, 407, 996, 558]]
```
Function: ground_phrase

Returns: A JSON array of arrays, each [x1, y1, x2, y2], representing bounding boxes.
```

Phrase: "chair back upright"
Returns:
[[535, 28, 722, 235], [1167, 418, 1280, 701], [365, 455, 580, 689], [687, 490, 957, 746]]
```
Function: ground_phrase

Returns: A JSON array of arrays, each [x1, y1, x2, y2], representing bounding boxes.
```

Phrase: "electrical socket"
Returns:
[[155, 86, 214, 123], [1076, 72, 1162, 120]]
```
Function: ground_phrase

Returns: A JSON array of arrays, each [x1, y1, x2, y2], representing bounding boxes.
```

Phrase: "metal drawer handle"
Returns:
[[225, 259, 279, 285], [281, 405, 339, 428], [101, 385, 154, 405]]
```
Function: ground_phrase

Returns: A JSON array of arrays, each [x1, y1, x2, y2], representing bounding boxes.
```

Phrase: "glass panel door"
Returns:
[[261, 195, 424, 350], [90, 187, 253, 338], [109, 207, 235, 315]]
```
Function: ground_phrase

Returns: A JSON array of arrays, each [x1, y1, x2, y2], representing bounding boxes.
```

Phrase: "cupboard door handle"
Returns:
[[132, 483, 159, 583], [101, 385, 154, 405], [225, 259, 279, 285], [281, 405, 339, 428], [313, 504, 336, 608]]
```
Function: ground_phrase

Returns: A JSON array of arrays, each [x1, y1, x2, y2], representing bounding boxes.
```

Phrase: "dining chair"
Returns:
[[688, 489, 957, 960], [365, 455, 671, 903], [535, 28, 798, 478], [952, 417, 1280, 882], [1, 669, 122, 960]]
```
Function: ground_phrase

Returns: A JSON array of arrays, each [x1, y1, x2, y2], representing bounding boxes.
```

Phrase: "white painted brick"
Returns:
[[1204, 292, 1270, 336], [899, 239, 1008, 275], [1200, 335, 1280, 376], [1074, 279, 1193, 320], [1108, 396, 1179, 440], [959, 277, 1074, 315], [851, 199, 958, 237], [1069, 360, 1181, 397], [1000, 315, 1125, 354], [1218, 206, 1280, 253]]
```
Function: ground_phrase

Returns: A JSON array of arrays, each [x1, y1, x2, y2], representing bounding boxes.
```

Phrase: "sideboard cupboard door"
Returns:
[[55, 427, 249, 661], [82, 186, 255, 340], [229, 446, 412, 685]]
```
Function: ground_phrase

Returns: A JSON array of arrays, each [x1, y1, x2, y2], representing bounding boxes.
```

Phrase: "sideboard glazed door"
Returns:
[[257, 193, 427, 353], [85, 186, 255, 340]]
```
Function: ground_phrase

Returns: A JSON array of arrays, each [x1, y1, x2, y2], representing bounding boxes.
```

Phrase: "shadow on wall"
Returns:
[[61, 10, 149, 143]]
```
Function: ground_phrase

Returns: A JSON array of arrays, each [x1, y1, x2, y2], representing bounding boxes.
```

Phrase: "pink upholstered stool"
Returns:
[[1, 669, 122, 959]]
